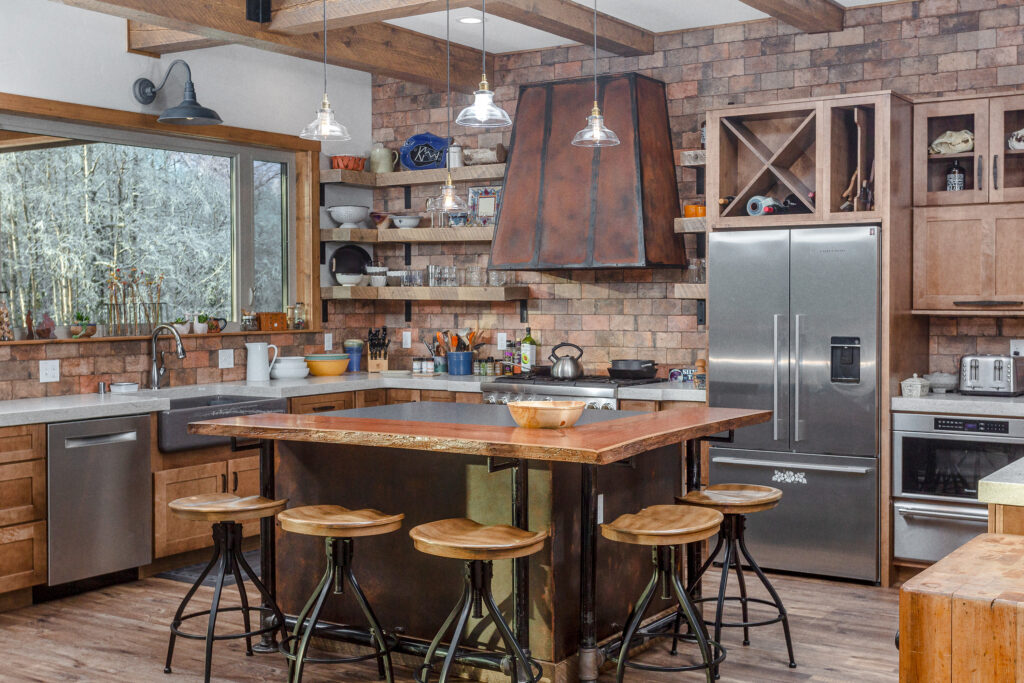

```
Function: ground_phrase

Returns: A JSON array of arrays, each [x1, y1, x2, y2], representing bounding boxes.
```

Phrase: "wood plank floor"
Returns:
[[0, 571, 898, 681]]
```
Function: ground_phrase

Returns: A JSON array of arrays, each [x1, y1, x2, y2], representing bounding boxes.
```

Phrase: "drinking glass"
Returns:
[[465, 266, 486, 287]]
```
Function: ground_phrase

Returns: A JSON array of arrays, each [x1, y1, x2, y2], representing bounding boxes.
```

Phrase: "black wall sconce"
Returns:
[[132, 59, 223, 126]]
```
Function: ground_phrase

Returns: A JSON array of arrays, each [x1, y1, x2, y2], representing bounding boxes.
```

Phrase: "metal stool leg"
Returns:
[[438, 565, 475, 683], [203, 543, 231, 683], [344, 545, 395, 683], [164, 525, 223, 675], [668, 547, 714, 683], [737, 524, 796, 668], [673, 533, 724, 655], [731, 536, 750, 646], [287, 558, 332, 681], [711, 532, 733, 679], [417, 580, 469, 683], [291, 546, 334, 683], [227, 544, 254, 657], [235, 534, 287, 641], [475, 561, 540, 683], [614, 551, 660, 683]]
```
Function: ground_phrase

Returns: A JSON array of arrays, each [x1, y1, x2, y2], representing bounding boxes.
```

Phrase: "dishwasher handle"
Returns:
[[895, 504, 988, 523], [711, 455, 873, 474], [64, 431, 138, 449]]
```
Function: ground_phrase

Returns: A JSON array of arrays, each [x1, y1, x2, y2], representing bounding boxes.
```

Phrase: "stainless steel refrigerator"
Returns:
[[708, 225, 879, 582]]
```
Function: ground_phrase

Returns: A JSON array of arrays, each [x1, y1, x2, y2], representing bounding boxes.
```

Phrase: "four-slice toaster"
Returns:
[[959, 354, 1024, 396]]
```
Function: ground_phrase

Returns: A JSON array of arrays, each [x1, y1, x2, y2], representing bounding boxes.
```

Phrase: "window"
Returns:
[[0, 114, 294, 331]]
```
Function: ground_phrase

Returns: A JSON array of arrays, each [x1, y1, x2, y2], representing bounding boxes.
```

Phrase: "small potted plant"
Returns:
[[172, 316, 191, 335], [70, 311, 96, 338], [193, 313, 209, 335]]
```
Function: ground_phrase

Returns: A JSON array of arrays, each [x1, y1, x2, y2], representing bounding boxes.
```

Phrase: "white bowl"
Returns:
[[365, 266, 388, 275], [334, 273, 366, 286], [328, 205, 370, 228], [923, 372, 958, 393], [275, 356, 308, 366], [270, 365, 310, 380], [369, 275, 387, 287], [391, 215, 421, 229]]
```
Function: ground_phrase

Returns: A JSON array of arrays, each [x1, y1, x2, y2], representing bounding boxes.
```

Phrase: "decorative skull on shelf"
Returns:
[[928, 129, 975, 155], [1009, 128, 1024, 150]]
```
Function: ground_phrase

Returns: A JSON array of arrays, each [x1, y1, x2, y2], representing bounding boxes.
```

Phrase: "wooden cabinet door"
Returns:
[[0, 521, 46, 594], [0, 460, 45, 528], [420, 390, 454, 403], [989, 95, 1024, 203], [619, 400, 659, 412], [228, 456, 261, 538], [153, 462, 226, 558], [290, 392, 354, 414], [387, 389, 420, 405], [455, 392, 483, 404], [356, 389, 386, 407], [0, 425, 44, 466], [913, 206, 993, 310], [914, 99, 989, 206], [991, 207, 1024, 308]]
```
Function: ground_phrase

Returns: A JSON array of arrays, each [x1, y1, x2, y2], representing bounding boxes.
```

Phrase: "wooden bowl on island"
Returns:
[[508, 401, 586, 429]]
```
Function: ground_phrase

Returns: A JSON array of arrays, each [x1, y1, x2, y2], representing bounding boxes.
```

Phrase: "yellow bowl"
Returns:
[[508, 401, 586, 429], [306, 358, 350, 376]]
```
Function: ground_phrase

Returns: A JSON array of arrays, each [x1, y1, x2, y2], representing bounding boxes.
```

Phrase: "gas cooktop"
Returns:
[[488, 374, 663, 388]]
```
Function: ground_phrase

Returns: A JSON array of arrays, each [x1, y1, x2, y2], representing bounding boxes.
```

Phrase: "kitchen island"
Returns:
[[190, 402, 769, 680]]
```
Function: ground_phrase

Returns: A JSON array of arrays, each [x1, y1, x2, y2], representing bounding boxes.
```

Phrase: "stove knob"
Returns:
[[586, 401, 599, 410], [601, 403, 615, 410], [499, 396, 510, 405], [485, 395, 498, 405]]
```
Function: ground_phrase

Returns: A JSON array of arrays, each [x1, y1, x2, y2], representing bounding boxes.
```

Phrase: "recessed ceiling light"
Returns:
[[459, 16, 482, 23]]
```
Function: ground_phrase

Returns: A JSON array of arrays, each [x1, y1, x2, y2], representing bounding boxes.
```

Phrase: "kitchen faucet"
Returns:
[[150, 324, 187, 389]]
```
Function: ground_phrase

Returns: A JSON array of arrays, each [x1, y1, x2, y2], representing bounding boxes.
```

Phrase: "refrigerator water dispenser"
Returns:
[[830, 337, 861, 383]]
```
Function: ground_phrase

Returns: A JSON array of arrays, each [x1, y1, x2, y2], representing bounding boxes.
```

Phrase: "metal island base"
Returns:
[[191, 402, 770, 681]]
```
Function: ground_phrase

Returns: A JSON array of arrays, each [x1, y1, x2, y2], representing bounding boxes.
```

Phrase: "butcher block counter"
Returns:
[[190, 402, 769, 681]]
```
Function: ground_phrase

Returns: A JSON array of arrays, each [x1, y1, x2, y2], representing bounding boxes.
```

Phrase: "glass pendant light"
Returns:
[[300, 0, 351, 141], [434, 0, 469, 215], [572, 0, 619, 147], [456, 0, 512, 128]]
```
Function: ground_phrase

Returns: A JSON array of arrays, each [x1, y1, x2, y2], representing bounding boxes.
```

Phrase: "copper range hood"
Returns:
[[489, 73, 683, 270]]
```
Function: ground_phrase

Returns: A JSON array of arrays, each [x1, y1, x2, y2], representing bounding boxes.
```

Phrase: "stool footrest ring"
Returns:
[[605, 631, 726, 673], [170, 605, 279, 641], [279, 630, 398, 665], [689, 596, 787, 628]]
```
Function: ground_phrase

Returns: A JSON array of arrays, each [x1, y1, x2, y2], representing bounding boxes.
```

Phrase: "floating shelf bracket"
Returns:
[[404, 300, 412, 323], [519, 299, 528, 324], [697, 300, 706, 326]]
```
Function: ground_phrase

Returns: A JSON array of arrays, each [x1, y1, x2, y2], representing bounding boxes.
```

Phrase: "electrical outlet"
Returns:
[[1012, 340, 1024, 357], [497, 332, 507, 350], [218, 349, 234, 369], [39, 359, 59, 383], [402, 330, 412, 348], [597, 494, 605, 525], [324, 333, 333, 351]]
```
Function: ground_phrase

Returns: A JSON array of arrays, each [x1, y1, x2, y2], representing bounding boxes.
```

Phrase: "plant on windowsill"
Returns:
[[172, 316, 191, 336], [70, 311, 96, 338], [193, 313, 209, 335]]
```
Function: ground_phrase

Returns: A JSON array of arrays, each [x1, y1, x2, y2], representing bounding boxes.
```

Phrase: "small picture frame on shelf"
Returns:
[[469, 186, 502, 226]]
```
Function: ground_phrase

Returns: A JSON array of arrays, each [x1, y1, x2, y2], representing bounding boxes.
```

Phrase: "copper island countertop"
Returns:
[[189, 402, 771, 465]]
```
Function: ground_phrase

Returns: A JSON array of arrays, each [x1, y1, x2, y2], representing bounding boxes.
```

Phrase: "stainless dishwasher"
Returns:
[[47, 415, 152, 585]]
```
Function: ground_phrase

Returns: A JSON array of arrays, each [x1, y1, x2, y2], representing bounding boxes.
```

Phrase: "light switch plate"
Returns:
[[39, 359, 59, 383], [324, 333, 333, 351], [497, 332, 507, 350], [218, 349, 234, 369], [402, 331, 412, 348], [1012, 340, 1024, 357]]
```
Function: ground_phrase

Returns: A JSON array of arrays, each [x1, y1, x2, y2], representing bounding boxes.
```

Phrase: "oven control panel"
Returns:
[[934, 417, 1010, 434]]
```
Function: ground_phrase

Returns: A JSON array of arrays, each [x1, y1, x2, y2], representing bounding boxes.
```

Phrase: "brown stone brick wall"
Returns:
[[928, 317, 1022, 374], [360, 0, 1024, 375]]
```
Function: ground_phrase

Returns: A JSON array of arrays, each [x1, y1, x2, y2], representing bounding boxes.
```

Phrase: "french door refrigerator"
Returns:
[[708, 225, 879, 582]]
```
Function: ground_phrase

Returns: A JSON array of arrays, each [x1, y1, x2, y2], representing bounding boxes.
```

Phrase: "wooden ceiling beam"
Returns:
[[127, 21, 228, 55], [271, 0, 654, 57], [57, 0, 489, 90], [488, 0, 653, 57], [738, 0, 844, 33]]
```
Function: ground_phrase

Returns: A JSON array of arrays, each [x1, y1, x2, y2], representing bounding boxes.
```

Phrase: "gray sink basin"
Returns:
[[158, 394, 287, 453]]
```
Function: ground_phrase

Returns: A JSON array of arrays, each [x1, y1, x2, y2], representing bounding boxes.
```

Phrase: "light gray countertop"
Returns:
[[979, 459, 1024, 506], [0, 375, 704, 427], [891, 393, 1024, 418]]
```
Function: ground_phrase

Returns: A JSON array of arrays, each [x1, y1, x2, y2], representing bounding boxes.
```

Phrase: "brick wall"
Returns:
[[928, 317, 1023, 374], [356, 0, 1024, 375]]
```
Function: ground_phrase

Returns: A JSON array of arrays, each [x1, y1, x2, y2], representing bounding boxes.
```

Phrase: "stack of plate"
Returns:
[[271, 356, 309, 380]]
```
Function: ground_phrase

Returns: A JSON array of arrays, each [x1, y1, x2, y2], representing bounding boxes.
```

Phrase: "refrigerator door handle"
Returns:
[[711, 455, 873, 474], [773, 313, 780, 441], [793, 313, 803, 442]]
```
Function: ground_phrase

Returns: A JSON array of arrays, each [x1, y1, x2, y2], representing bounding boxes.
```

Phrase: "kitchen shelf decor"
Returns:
[[320, 226, 495, 244], [320, 286, 529, 301], [320, 163, 506, 188]]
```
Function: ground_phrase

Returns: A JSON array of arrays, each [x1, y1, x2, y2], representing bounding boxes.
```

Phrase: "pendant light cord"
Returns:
[[322, 0, 328, 95], [592, 0, 598, 102], [481, 0, 487, 76], [446, 0, 451, 172]]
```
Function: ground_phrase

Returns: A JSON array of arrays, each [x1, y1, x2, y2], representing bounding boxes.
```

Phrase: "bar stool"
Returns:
[[164, 493, 288, 683], [277, 504, 404, 683], [676, 484, 796, 670], [410, 518, 547, 683], [602, 504, 725, 683]]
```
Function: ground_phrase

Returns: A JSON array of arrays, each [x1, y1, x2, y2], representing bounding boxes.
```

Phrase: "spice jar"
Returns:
[[423, 357, 434, 374], [413, 358, 423, 374]]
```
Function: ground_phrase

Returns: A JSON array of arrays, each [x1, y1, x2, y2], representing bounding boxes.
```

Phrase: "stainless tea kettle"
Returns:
[[549, 342, 585, 380]]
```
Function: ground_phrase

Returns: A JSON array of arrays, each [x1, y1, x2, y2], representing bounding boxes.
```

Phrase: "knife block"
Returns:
[[367, 357, 388, 373]]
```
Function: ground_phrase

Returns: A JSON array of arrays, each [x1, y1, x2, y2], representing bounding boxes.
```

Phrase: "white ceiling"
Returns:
[[385, 0, 895, 53]]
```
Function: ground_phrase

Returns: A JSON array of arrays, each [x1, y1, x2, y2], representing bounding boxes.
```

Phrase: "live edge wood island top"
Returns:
[[188, 403, 771, 465]]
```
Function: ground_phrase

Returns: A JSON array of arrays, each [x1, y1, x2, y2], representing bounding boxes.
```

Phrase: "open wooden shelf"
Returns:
[[927, 152, 976, 160], [673, 283, 707, 299], [321, 164, 506, 187], [321, 286, 529, 301], [912, 309, 1024, 317], [674, 217, 707, 233], [321, 226, 495, 244]]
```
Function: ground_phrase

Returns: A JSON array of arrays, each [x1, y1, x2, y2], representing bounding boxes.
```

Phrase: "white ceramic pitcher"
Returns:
[[245, 342, 278, 382]]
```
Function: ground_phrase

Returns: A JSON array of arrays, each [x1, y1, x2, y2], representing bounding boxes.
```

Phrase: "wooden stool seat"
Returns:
[[409, 518, 548, 560], [168, 493, 287, 522], [278, 504, 404, 537], [602, 504, 723, 546], [677, 484, 782, 514]]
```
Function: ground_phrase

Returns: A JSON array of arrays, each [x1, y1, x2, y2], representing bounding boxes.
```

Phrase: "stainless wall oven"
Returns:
[[892, 412, 1024, 563]]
